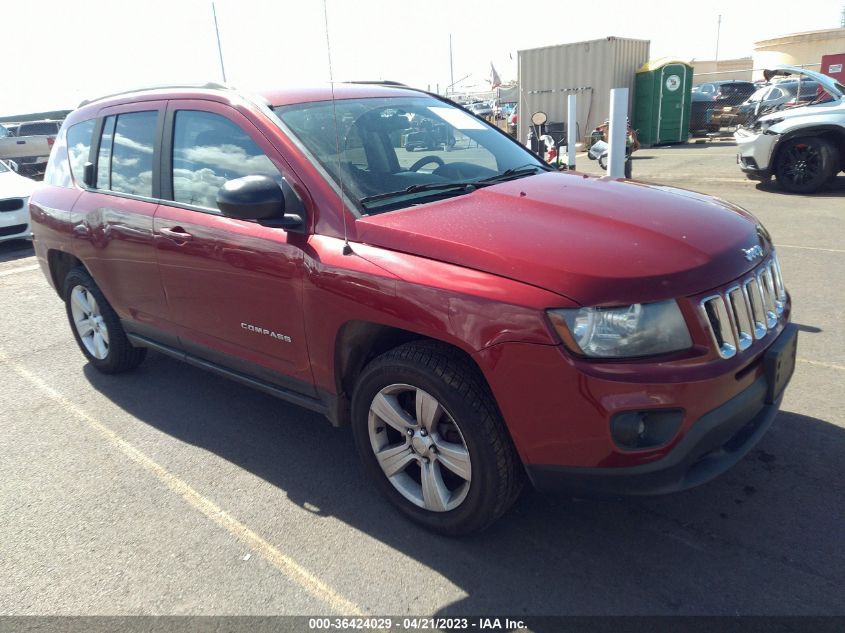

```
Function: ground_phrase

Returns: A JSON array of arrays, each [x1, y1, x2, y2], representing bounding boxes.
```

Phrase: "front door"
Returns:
[[154, 101, 315, 394]]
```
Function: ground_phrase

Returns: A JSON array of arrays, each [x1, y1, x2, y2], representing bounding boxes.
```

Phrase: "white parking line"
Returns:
[[778, 244, 845, 255], [0, 264, 38, 277], [798, 358, 845, 372], [0, 349, 367, 617]]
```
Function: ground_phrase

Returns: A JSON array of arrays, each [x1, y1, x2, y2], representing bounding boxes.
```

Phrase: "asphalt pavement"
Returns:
[[1, 143, 843, 618]]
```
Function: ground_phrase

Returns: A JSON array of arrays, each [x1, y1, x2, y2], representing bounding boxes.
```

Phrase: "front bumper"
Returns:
[[527, 377, 778, 496], [0, 200, 32, 241], [735, 128, 778, 178], [526, 323, 797, 496]]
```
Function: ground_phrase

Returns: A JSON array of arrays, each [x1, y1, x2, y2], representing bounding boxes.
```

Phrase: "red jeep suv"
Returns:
[[31, 82, 797, 534]]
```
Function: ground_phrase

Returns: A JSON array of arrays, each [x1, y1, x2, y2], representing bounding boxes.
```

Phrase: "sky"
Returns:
[[2, 0, 843, 116]]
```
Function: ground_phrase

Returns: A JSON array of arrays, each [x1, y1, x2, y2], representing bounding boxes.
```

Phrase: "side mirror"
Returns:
[[217, 175, 305, 232], [8, 160, 19, 173]]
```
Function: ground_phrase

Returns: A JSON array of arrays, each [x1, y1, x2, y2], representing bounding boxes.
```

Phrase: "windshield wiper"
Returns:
[[360, 181, 482, 207], [476, 164, 549, 184], [359, 164, 550, 209]]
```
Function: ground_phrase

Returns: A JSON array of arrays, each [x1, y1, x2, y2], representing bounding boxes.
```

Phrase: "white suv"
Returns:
[[735, 65, 845, 193]]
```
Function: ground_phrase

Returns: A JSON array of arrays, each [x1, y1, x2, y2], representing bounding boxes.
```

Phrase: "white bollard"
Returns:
[[567, 94, 577, 170], [607, 87, 629, 179]]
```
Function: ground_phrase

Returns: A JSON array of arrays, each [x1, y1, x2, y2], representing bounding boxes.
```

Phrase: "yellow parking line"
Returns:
[[0, 349, 366, 616], [797, 358, 845, 372]]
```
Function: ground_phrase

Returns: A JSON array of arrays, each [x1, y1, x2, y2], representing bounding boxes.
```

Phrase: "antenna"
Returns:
[[211, 2, 227, 83], [323, 0, 353, 256]]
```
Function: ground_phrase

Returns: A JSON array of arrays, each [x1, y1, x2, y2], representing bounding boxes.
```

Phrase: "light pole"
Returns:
[[714, 14, 722, 64]]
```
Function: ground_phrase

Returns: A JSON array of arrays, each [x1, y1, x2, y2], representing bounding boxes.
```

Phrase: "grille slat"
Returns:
[[0, 198, 25, 213], [700, 253, 786, 359], [0, 223, 28, 237]]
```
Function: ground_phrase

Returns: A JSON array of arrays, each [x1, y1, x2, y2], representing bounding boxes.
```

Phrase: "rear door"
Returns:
[[69, 102, 174, 343], [154, 100, 315, 393]]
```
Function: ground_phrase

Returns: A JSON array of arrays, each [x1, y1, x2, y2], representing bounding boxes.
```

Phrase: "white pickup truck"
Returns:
[[0, 120, 61, 177]]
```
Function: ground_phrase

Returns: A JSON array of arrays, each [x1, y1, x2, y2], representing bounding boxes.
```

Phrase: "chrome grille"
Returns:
[[700, 253, 787, 359]]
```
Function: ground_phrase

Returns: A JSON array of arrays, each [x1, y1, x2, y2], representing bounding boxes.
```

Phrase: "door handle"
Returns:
[[16, 140, 25, 144], [159, 226, 193, 242]]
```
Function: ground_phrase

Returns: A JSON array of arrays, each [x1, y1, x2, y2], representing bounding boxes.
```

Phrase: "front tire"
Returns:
[[63, 268, 146, 373], [774, 137, 839, 194], [351, 341, 524, 535]]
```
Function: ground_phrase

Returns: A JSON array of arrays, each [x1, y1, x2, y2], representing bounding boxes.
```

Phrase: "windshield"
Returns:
[[747, 86, 769, 103], [273, 96, 546, 214]]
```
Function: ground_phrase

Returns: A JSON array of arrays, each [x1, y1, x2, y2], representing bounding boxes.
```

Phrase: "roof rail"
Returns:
[[77, 82, 232, 108], [346, 80, 409, 87]]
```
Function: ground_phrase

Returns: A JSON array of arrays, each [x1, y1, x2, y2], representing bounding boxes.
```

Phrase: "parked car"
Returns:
[[733, 80, 823, 126], [0, 159, 37, 242], [467, 102, 494, 118], [0, 119, 62, 179], [690, 81, 756, 135], [736, 65, 845, 193], [31, 82, 796, 534]]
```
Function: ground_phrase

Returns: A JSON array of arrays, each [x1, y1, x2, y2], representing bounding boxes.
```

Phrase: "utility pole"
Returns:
[[715, 14, 722, 64], [840, 2, 844, 27], [449, 34, 454, 97], [212, 2, 227, 83]]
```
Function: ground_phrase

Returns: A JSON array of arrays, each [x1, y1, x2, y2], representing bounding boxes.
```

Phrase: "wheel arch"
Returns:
[[331, 320, 491, 427], [47, 249, 86, 298], [773, 125, 845, 174]]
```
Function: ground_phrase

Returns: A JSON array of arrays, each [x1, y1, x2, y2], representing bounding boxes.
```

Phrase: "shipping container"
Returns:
[[517, 36, 650, 146], [820, 52, 845, 84]]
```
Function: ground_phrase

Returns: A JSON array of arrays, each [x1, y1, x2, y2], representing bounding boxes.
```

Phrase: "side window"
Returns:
[[96, 116, 116, 189], [769, 88, 783, 100], [110, 111, 157, 197], [66, 119, 95, 186], [171, 110, 281, 210]]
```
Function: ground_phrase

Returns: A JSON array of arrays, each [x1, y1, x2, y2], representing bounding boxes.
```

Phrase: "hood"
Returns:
[[764, 64, 844, 99], [0, 168, 37, 198], [355, 172, 768, 307]]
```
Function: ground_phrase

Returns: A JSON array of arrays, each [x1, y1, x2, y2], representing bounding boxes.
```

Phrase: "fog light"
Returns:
[[610, 409, 684, 450]]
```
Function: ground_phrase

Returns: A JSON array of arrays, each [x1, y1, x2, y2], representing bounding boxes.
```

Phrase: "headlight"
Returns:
[[760, 117, 784, 134], [547, 300, 692, 359]]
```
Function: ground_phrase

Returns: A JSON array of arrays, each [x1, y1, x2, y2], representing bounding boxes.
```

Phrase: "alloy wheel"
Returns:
[[368, 383, 472, 512], [781, 143, 820, 187], [69, 285, 110, 360]]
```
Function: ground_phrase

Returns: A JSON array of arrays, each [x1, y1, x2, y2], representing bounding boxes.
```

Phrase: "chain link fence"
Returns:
[[691, 63, 824, 138]]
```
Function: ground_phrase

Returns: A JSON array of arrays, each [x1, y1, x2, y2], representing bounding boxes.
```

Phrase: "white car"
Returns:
[[735, 65, 845, 193], [0, 160, 37, 242]]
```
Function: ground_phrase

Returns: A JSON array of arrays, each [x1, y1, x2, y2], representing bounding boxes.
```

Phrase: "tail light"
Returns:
[[47, 136, 55, 146]]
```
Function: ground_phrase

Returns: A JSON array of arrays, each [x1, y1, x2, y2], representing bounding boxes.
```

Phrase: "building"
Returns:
[[752, 28, 845, 80], [691, 58, 754, 83], [517, 36, 650, 144]]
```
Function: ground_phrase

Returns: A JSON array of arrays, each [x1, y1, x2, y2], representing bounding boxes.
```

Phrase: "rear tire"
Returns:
[[63, 268, 146, 374], [351, 341, 524, 535], [774, 137, 839, 194]]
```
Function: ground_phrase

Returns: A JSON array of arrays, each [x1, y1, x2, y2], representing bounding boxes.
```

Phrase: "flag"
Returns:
[[490, 63, 502, 89]]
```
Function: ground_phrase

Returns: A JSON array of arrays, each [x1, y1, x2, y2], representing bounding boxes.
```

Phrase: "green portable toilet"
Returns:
[[634, 58, 693, 146]]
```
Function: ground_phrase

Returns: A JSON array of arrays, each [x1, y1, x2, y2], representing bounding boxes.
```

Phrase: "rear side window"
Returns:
[[171, 110, 280, 210], [96, 111, 157, 197], [67, 119, 95, 186], [111, 112, 157, 196]]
